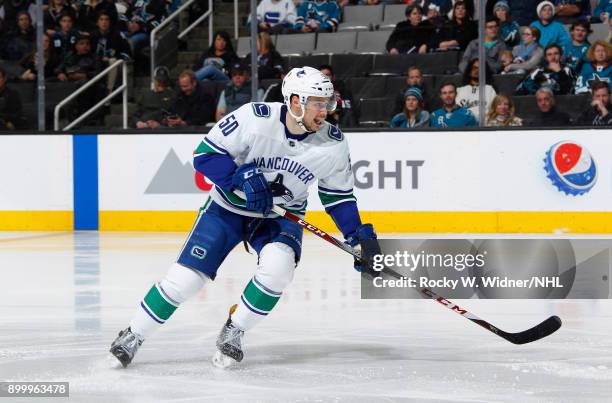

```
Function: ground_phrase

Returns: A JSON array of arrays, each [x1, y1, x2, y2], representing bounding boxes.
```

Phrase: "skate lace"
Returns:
[[219, 323, 244, 348]]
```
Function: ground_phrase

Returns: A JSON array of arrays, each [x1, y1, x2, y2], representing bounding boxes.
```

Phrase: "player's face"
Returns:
[[593, 45, 608, 63], [303, 96, 330, 131], [536, 92, 554, 113], [571, 26, 588, 42], [593, 87, 610, 105], [440, 85, 456, 107]]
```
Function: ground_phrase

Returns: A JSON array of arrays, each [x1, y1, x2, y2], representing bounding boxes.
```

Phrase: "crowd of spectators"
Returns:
[[2, 0, 612, 130]]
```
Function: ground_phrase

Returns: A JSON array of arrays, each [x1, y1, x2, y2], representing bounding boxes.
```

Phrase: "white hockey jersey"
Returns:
[[456, 84, 497, 120], [194, 102, 355, 218], [255, 0, 296, 27]]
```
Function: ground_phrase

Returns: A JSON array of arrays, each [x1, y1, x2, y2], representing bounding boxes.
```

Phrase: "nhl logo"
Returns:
[[543, 141, 597, 196]]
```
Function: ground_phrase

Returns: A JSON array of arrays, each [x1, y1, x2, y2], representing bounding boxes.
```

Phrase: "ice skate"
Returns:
[[212, 304, 244, 369], [109, 327, 144, 368]]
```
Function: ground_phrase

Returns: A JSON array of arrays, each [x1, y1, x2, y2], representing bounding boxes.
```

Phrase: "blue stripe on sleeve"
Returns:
[[193, 153, 237, 192], [326, 200, 361, 239]]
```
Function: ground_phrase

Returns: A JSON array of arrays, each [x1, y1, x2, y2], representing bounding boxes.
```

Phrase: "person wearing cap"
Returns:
[[390, 87, 430, 128], [430, 82, 477, 128], [530, 1, 571, 48], [562, 20, 591, 74], [493, 1, 520, 48], [215, 62, 264, 122], [133, 67, 176, 129], [528, 86, 571, 126]]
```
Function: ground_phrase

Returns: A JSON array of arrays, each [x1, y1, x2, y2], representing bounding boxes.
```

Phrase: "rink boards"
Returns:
[[1, 130, 611, 232]]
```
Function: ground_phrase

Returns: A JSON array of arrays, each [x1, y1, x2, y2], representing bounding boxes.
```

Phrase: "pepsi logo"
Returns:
[[544, 141, 597, 196]]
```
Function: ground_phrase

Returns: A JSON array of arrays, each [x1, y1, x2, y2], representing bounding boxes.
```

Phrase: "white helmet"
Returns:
[[282, 66, 336, 130]]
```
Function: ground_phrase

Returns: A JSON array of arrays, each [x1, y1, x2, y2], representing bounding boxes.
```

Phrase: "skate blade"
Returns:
[[107, 353, 126, 369], [212, 350, 238, 369]]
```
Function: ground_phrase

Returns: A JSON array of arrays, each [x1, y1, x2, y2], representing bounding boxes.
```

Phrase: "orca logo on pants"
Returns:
[[191, 246, 207, 260]]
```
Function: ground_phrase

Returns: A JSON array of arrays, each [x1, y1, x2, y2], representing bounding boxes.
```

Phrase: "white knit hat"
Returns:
[[537, 1, 555, 19]]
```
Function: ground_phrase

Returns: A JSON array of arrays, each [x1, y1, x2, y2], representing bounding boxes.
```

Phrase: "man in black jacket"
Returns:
[[576, 81, 612, 126], [0, 67, 24, 130], [529, 86, 571, 126], [168, 70, 215, 128], [90, 12, 131, 92]]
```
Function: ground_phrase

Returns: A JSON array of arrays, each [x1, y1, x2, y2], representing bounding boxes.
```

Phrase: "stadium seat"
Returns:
[[347, 76, 387, 98], [385, 74, 436, 103], [371, 52, 461, 76], [588, 22, 609, 43], [12, 82, 36, 104], [512, 94, 589, 124], [236, 36, 251, 58], [287, 55, 330, 70], [358, 97, 394, 126], [379, 4, 406, 30], [313, 32, 357, 55], [355, 31, 391, 54], [276, 33, 316, 56], [493, 74, 525, 96], [330, 54, 374, 78], [260, 78, 282, 90], [337, 4, 384, 32]]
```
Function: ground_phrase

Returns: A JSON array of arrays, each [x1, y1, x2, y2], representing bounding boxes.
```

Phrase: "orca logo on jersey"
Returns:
[[270, 174, 294, 202], [328, 125, 343, 141], [190, 246, 207, 260]]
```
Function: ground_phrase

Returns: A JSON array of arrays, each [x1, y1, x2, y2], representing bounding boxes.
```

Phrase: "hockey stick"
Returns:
[[270, 205, 562, 345]]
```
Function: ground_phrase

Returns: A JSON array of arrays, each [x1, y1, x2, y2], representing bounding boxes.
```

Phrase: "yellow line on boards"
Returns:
[[0, 211, 73, 231]]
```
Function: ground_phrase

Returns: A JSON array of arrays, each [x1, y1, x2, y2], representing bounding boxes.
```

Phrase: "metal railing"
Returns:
[[150, 0, 213, 86], [54, 59, 128, 131]]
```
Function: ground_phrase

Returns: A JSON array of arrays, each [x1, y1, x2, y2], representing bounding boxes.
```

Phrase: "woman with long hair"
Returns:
[[19, 32, 61, 81], [244, 32, 286, 80], [390, 86, 430, 128], [195, 30, 239, 82], [576, 40, 612, 94], [386, 4, 433, 55], [485, 94, 522, 126], [432, 1, 477, 52]]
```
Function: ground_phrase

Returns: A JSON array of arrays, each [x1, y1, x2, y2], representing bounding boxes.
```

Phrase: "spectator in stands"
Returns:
[[529, 86, 571, 125], [244, 32, 286, 80], [262, 71, 285, 102], [424, 3, 447, 33], [20, 33, 61, 81], [252, 0, 296, 34], [575, 40, 612, 93], [44, 0, 76, 35], [0, 67, 24, 130], [595, 0, 612, 22], [457, 58, 497, 120], [215, 62, 264, 122], [295, 0, 340, 33], [562, 21, 591, 74], [56, 34, 103, 82], [607, 16, 612, 43], [169, 70, 215, 127], [319, 64, 358, 128], [392, 66, 428, 116], [517, 44, 575, 95], [76, 0, 118, 33], [390, 87, 430, 128], [503, 0, 537, 26], [430, 82, 477, 127], [493, 1, 520, 48], [195, 30, 239, 82], [504, 26, 544, 75], [576, 80, 612, 125], [485, 94, 522, 126], [0, 0, 37, 32], [0, 11, 34, 61], [90, 11, 131, 94], [530, 1, 570, 48], [459, 16, 506, 74], [52, 12, 78, 60], [386, 4, 433, 55], [552, 0, 591, 22], [133, 66, 176, 129], [432, 1, 476, 52]]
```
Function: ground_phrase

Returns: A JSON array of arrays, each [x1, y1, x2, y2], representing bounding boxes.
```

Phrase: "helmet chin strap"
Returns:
[[287, 103, 310, 132]]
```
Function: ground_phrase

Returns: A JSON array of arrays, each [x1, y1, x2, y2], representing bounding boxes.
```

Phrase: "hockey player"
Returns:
[[109, 66, 381, 369]]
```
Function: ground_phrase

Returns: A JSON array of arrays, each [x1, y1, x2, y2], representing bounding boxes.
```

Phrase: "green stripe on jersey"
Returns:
[[143, 284, 178, 321], [318, 192, 356, 207], [194, 140, 219, 155], [242, 279, 281, 313]]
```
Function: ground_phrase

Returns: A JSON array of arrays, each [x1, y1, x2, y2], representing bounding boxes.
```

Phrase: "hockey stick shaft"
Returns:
[[272, 205, 561, 345]]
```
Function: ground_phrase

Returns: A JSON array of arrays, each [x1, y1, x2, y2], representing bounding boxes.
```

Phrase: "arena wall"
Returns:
[[1, 131, 610, 233]]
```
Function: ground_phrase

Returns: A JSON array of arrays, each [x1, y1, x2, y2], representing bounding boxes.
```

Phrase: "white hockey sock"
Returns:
[[130, 263, 208, 339], [232, 243, 296, 331]]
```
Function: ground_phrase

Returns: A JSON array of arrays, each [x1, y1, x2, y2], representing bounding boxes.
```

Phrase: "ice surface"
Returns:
[[0, 232, 611, 403]]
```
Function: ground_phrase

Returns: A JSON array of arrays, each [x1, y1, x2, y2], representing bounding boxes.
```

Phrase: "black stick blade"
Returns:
[[502, 315, 562, 345]]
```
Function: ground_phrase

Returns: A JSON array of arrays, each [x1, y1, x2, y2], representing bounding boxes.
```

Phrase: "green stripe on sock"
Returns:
[[143, 284, 178, 321], [242, 279, 280, 313]]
